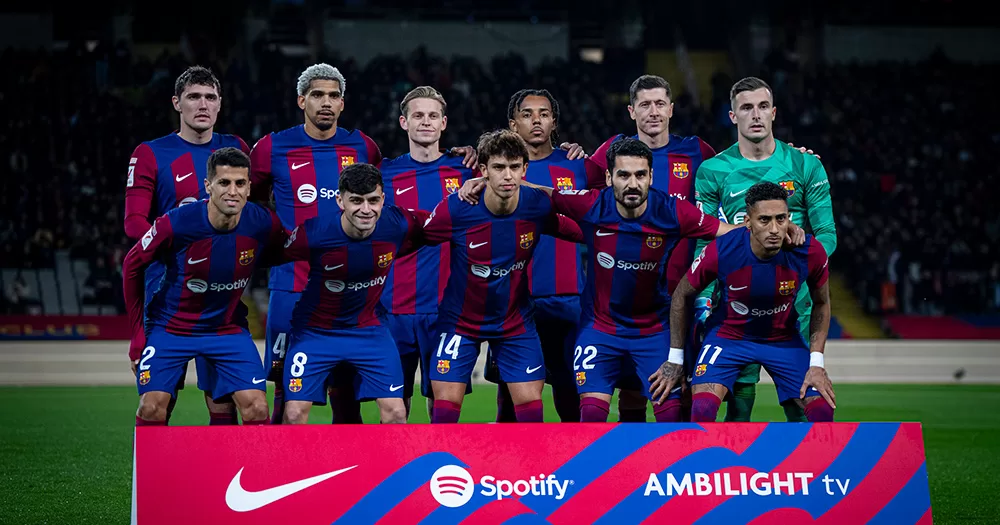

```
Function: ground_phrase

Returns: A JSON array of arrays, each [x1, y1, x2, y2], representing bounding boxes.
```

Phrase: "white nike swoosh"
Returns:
[[469, 242, 488, 249], [252, 378, 265, 385], [395, 186, 414, 195], [324, 264, 344, 271], [595, 230, 615, 237], [389, 384, 403, 392], [291, 162, 311, 170], [175, 172, 193, 182], [729, 285, 748, 291], [225, 465, 357, 512], [730, 189, 747, 197], [526, 365, 542, 374], [188, 257, 208, 264]]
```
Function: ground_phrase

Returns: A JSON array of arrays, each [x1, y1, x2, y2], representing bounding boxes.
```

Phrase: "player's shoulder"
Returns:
[[214, 133, 248, 150], [521, 186, 553, 209], [268, 125, 305, 145], [380, 153, 411, 173], [241, 202, 273, 226], [164, 199, 206, 227], [698, 143, 740, 170], [776, 140, 822, 175], [667, 134, 704, 153]]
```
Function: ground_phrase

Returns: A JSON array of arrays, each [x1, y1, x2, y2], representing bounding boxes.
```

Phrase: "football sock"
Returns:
[[724, 382, 756, 422], [782, 399, 809, 422], [552, 385, 581, 423], [618, 405, 647, 422], [495, 383, 517, 423], [329, 388, 363, 424], [804, 398, 834, 422], [431, 400, 462, 423], [514, 400, 544, 422], [209, 411, 238, 425], [691, 392, 722, 422], [270, 386, 285, 425], [580, 397, 610, 422], [653, 398, 682, 423], [135, 416, 166, 426]]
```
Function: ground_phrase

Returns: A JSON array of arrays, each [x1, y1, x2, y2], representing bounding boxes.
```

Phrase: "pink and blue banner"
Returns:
[[133, 422, 932, 524]]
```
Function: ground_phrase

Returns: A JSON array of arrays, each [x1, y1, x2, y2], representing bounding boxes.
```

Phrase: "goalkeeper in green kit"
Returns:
[[694, 77, 837, 422]]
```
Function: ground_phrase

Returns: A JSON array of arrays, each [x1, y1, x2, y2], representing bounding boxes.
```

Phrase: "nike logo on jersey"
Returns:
[[225, 465, 357, 512], [324, 264, 344, 271], [395, 186, 413, 195], [175, 172, 193, 182], [595, 230, 615, 237], [469, 242, 488, 249], [389, 384, 403, 392], [291, 162, 311, 170], [730, 189, 747, 198], [188, 257, 208, 264], [729, 285, 748, 291], [526, 365, 542, 374], [251, 378, 265, 385]]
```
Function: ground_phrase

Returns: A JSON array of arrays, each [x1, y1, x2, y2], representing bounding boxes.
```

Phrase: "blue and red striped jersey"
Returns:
[[524, 149, 588, 298], [379, 153, 474, 315], [123, 132, 251, 296], [122, 201, 284, 359], [423, 188, 583, 339], [689, 230, 829, 343], [586, 133, 716, 294], [250, 125, 382, 293], [551, 187, 720, 337], [284, 206, 425, 332]]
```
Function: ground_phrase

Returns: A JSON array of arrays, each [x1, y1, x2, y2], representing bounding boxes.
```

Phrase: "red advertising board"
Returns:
[[0, 315, 132, 340]]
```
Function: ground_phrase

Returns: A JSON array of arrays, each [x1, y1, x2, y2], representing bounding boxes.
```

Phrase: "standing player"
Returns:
[[584, 75, 716, 421], [379, 86, 475, 419], [281, 164, 427, 425], [123, 66, 250, 425], [694, 77, 837, 422], [651, 182, 835, 422], [491, 89, 590, 423], [124, 148, 282, 426], [423, 130, 583, 423]]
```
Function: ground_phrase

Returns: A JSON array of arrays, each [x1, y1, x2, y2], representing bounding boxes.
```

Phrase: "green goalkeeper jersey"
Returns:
[[694, 140, 838, 324]]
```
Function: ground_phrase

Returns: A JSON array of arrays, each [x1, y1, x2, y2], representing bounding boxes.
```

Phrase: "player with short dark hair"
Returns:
[[422, 130, 583, 423], [123, 65, 250, 425], [123, 147, 285, 426], [486, 88, 589, 423], [652, 181, 835, 422], [379, 86, 475, 420], [695, 76, 838, 422], [280, 163, 429, 425]]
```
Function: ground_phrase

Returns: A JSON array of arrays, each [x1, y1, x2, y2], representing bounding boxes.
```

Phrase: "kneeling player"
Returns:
[[281, 163, 428, 425], [650, 182, 836, 421], [124, 148, 284, 425]]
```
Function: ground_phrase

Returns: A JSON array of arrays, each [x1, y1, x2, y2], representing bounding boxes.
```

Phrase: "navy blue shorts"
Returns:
[[573, 327, 681, 402], [381, 312, 437, 398], [431, 325, 544, 385], [692, 332, 819, 403]]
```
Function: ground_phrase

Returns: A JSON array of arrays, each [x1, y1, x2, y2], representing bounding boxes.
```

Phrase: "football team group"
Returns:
[[122, 62, 838, 427]]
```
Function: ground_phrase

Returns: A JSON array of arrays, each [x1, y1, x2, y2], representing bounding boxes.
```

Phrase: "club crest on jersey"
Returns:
[[378, 252, 394, 268], [288, 378, 303, 393], [239, 249, 255, 266], [138, 370, 150, 385], [556, 177, 574, 191], [780, 180, 796, 196], [672, 162, 690, 179], [519, 232, 535, 250], [437, 359, 450, 374], [445, 177, 460, 194], [576, 371, 586, 386], [646, 235, 663, 249], [779, 280, 796, 296], [340, 155, 356, 169], [695, 364, 707, 376]]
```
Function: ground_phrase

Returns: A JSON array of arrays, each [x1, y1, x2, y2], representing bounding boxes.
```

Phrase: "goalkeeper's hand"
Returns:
[[694, 297, 712, 327]]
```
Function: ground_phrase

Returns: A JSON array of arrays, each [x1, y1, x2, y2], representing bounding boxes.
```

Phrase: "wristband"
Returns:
[[810, 352, 825, 369], [668, 347, 684, 365]]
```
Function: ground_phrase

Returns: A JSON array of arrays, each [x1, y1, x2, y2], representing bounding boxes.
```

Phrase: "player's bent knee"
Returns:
[[282, 401, 312, 424], [692, 382, 729, 399], [431, 381, 466, 404], [377, 398, 407, 424], [507, 380, 544, 406], [137, 392, 172, 421]]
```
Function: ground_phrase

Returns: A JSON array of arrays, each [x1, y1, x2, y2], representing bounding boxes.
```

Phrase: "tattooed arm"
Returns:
[[649, 275, 698, 404]]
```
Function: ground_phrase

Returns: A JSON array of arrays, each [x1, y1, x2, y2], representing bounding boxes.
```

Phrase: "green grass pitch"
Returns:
[[1, 384, 998, 524]]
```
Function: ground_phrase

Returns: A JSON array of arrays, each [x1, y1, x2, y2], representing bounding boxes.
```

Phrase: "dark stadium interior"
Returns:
[[0, 1, 997, 327]]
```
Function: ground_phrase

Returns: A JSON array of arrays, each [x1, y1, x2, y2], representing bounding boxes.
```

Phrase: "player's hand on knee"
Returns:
[[559, 142, 588, 160], [784, 223, 806, 248], [457, 176, 487, 205], [788, 143, 821, 160], [448, 145, 478, 169], [649, 360, 684, 405], [800, 367, 836, 409]]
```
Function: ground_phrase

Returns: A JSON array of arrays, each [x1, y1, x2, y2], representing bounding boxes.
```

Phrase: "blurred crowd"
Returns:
[[1, 40, 997, 317]]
